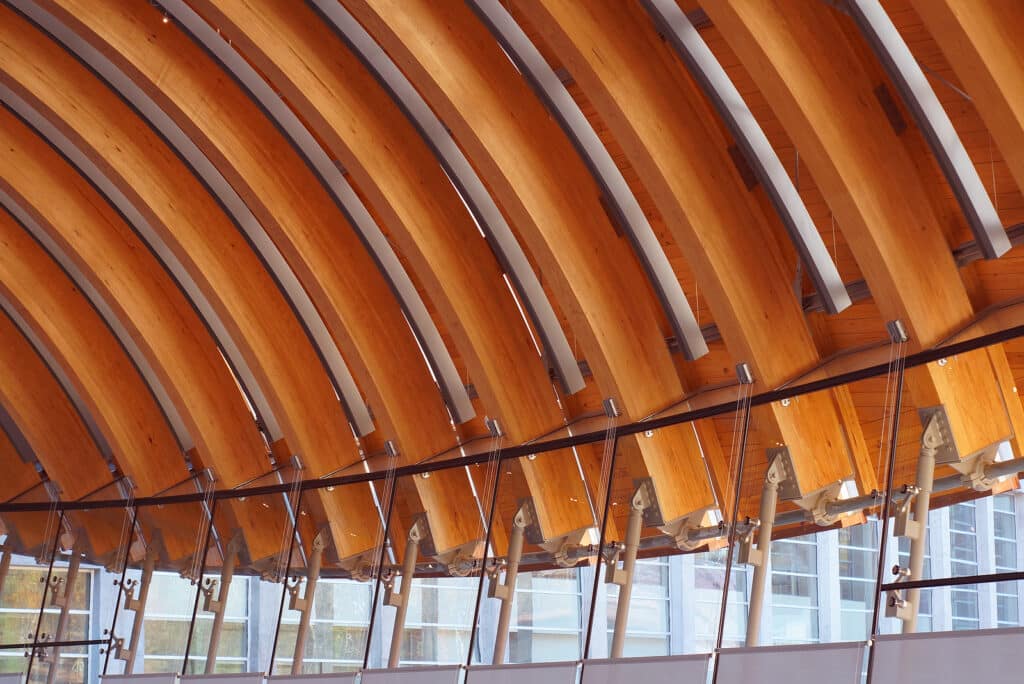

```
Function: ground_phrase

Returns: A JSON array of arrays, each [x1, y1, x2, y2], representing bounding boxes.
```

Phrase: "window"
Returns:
[[274, 578, 372, 674], [839, 522, 877, 641], [508, 569, 582, 663], [0, 563, 91, 683], [144, 572, 248, 674], [770, 535, 819, 644], [949, 502, 980, 631], [693, 547, 747, 651], [993, 495, 1019, 627], [400, 575, 477, 665], [606, 558, 670, 657]]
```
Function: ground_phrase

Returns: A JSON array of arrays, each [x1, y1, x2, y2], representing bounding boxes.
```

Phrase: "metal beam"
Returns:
[[111, 539, 160, 675], [469, 0, 709, 361], [489, 505, 528, 664], [385, 521, 423, 668], [313, 0, 585, 395], [744, 457, 784, 647], [0, 193, 194, 452], [645, 0, 852, 314], [157, 0, 474, 425], [9, 0, 377, 435], [847, 0, 1011, 259], [607, 487, 647, 658]]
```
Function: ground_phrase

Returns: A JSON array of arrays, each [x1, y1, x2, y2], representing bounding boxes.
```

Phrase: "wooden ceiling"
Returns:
[[0, 0, 1023, 573]]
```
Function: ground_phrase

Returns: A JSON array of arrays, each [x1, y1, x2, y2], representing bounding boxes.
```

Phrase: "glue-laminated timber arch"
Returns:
[[469, 0, 708, 363], [909, 0, 1024, 204], [312, 0, 585, 397], [343, 0, 717, 529], [0, 172, 286, 564], [703, 0, 1024, 469], [0, 5, 379, 562], [0, 311, 123, 557], [0, 209, 186, 497], [188, 0, 595, 549], [34, 0, 490, 559], [512, 0, 874, 504], [0, 429, 51, 555], [847, 0, 1010, 260]]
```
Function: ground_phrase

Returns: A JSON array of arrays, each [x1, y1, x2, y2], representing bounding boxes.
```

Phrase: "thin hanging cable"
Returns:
[[274, 465, 304, 583], [112, 484, 136, 575], [581, 410, 618, 663], [464, 429, 504, 668], [874, 337, 900, 483], [188, 476, 216, 582]]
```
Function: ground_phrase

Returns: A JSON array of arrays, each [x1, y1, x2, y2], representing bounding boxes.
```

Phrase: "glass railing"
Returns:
[[1, 323, 1023, 681]]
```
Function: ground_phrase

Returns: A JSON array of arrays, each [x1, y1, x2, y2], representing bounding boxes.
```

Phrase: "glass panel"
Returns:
[[130, 480, 215, 675], [879, 336, 1024, 634], [363, 457, 491, 669], [273, 468, 387, 675], [471, 444, 600, 666], [32, 486, 133, 684]]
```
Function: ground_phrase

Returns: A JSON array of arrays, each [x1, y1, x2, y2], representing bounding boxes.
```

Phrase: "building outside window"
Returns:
[[274, 578, 372, 674], [693, 547, 747, 651], [605, 557, 670, 657], [949, 502, 981, 631], [508, 568, 582, 663], [838, 522, 877, 641], [400, 575, 477, 665], [770, 535, 819, 644], [0, 564, 91, 683], [144, 572, 249, 674], [993, 494, 1019, 628]]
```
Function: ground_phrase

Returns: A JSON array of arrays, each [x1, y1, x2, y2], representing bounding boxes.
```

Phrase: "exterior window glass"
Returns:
[[275, 578, 372, 674], [771, 535, 819, 644], [509, 569, 582, 663], [839, 522, 877, 640], [0, 565, 90, 683], [949, 502, 980, 631], [606, 558, 670, 657], [693, 547, 747, 651], [144, 572, 248, 674], [400, 576, 477, 665], [993, 494, 1019, 627]]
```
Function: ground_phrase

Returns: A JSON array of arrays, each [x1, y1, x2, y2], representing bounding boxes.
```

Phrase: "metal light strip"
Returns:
[[10, 0, 376, 435], [314, 0, 586, 394], [0, 192, 194, 452], [645, 0, 853, 314], [848, 0, 1010, 259], [160, 0, 476, 425], [469, 0, 709, 361]]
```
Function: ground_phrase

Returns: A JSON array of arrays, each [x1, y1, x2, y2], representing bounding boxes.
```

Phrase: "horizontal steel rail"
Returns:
[[1, 320, 1023, 513]]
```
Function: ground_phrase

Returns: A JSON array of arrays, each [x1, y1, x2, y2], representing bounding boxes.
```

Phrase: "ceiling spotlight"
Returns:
[[162, 15, 169, 24]]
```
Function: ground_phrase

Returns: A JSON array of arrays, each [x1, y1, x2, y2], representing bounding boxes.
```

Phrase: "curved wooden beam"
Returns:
[[0, 428, 51, 554], [512, 0, 872, 498], [189, 0, 595, 546], [0, 207, 186, 498], [0, 309, 123, 555], [644, 0, 852, 315], [909, 0, 1024, 203], [0, 5, 378, 561], [311, 0, 585, 396], [0, 156, 288, 563], [468, 0, 708, 362], [847, 0, 1009, 260], [343, 0, 717, 526], [705, 0, 1024, 465], [33, 0, 494, 557]]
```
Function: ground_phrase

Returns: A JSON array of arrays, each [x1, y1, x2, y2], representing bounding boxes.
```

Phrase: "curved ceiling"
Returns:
[[1, 0, 1024, 571]]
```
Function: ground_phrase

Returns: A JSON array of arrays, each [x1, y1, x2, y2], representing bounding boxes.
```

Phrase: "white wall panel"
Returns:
[[716, 643, 863, 684], [873, 628, 1024, 684], [582, 654, 709, 684]]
